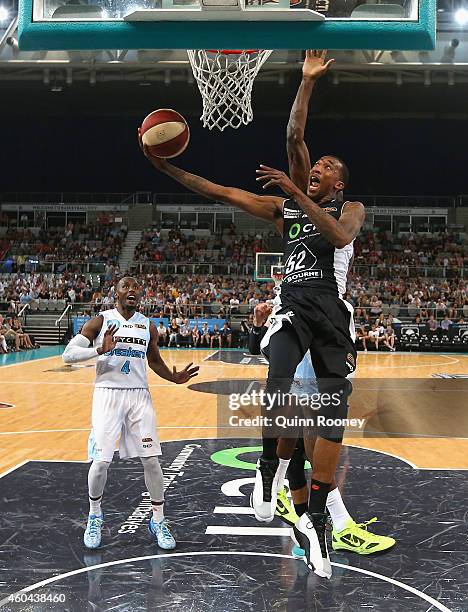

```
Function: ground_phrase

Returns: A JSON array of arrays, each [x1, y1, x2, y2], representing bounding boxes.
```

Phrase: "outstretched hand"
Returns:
[[137, 128, 169, 170], [98, 324, 119, 355], [253, 302, 273, 327], [303, 50, 334, 80], [172, 362, 200, 384], [256, 165, 300, 197]]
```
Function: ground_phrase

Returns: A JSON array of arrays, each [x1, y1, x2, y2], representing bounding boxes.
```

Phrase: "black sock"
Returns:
[[261, 437, 277, 461], [294, 502, 308, 517], [307, 479, 330, 515]]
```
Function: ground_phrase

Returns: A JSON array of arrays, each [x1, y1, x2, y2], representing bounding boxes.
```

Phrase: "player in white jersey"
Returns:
[[62, 276, 199, 550]]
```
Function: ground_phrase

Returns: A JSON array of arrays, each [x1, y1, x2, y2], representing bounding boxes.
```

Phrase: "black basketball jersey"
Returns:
[[281, 197, 354, 296]]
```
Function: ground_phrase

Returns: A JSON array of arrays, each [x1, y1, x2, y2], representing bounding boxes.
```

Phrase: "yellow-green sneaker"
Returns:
[[275, 487, 299, 527], [332, 517, 396, 555]]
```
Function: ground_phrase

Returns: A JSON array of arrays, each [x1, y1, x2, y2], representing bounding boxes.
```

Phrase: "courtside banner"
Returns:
[[73, 316, 226, 335]]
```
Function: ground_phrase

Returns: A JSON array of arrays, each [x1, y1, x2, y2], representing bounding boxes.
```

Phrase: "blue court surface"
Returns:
[[0, 346, 64, 367]]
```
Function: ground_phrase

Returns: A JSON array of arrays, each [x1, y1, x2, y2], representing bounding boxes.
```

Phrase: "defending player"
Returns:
[[138, 48, 364, 576], [250, 302, 395, 558], [62, 276, 199, 550]]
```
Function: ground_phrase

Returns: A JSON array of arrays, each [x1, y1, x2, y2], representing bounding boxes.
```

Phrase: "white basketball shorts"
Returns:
[[88, 388, 161, 462]]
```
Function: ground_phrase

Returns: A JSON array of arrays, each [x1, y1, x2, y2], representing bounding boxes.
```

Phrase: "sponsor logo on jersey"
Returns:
[[283, 208, 303, 219], [107, 319, 121, 329], [134, 324, 146, 329], [287, 222, 319, 242], [104, 347, 146, 359], [115, 336, 147, 346], [322, 206, 337, 212], [123, 324, 134, 328], [142, 437, 153, 442]]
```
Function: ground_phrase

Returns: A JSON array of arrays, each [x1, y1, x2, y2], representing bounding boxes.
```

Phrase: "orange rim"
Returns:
[[205, 49, 259, 55]]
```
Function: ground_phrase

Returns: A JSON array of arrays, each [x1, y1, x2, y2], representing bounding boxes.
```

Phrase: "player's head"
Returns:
[[116, 276, 141, 310], [308, 156, 349, 199]]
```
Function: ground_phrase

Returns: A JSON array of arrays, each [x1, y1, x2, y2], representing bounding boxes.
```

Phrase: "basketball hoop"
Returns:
[[271, 264, 284, 289], [187, 49, 272, 131]]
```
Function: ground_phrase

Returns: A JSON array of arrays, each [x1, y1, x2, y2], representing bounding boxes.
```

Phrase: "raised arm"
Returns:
[[62, 315, 117, 363], [287, 50, 334, 193], [139, 131, 284, 231]]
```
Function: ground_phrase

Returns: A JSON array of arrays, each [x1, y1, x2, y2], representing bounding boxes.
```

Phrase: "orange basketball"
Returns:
[[140, 109, 190, 159]]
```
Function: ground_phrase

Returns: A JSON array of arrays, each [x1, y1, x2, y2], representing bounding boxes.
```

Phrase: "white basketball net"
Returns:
[[187, 49, 272, 131], [271, 264, 284, 289]]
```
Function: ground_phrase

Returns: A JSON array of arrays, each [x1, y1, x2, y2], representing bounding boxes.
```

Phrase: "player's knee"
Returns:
[[287, 454, 307, 491], [90, 460, 110, 477], [140, 455, 162, 475]]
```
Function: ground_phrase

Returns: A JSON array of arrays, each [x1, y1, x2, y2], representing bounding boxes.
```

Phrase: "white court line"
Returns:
[[206, 526, 290, 536], [28, 459, 87, 463], [2, 381, 188, 387], [0, 428, 91, 435], [367, 355, 460, 369], [0, 427, 220, 435], [0, 551, 453, 612], [0, 460, 29, 479], [214, 506, 255, 515], [0, 434, 465, 472], [345, 444, 468, 471]]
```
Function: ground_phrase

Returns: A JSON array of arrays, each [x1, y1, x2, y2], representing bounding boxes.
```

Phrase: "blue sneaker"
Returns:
[[292, 545, 305, 559], [148, 517, 176, 550], [84, 514, 104, 549]]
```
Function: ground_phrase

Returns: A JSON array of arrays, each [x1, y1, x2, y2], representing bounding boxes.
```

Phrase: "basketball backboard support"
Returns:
[[18, 0, 436, 51]]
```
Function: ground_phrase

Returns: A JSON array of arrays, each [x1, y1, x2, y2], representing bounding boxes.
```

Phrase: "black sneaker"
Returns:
[[293, 511, 332, 579], [250, 457, 279, 522]]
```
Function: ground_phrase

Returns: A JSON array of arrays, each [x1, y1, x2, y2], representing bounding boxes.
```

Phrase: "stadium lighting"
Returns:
[[455, 8, 468, 26], [0, 6, 9, 21]]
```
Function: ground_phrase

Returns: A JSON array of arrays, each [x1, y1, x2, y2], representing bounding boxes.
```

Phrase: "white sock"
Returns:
[[326, 488, 352, 532], [89, 497, 102, 516], [1, 338, 6, 352], [152, 501, 165, 523], [276, 458, 290, 491]]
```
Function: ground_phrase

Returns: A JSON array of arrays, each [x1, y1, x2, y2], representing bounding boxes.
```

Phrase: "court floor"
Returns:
[[0, 349, 467, 611]]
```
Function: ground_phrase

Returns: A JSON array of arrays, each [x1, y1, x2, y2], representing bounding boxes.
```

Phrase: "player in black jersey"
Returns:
[[138, 51, 365, 576], [255, 50, 365, 577]]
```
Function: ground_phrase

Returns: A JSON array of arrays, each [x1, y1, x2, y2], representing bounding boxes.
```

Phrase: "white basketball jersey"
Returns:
[[94, 309, 150, 389]]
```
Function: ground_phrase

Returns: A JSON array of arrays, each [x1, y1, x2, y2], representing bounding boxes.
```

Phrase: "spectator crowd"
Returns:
[[133, 225, 266, 274], [1, 270, 467, 322], [353, 230, 467, 277], [1, 223, 467, 354], [1, 222, 127, 269]]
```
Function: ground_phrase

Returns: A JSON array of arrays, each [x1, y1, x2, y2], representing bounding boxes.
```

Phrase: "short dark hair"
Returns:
[[330, 156, 350, 188], [117, 276, 139, 288]]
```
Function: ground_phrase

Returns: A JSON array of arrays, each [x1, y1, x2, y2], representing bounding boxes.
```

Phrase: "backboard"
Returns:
[[18, 0, 436, 51], [255, 252, 283, 282]]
